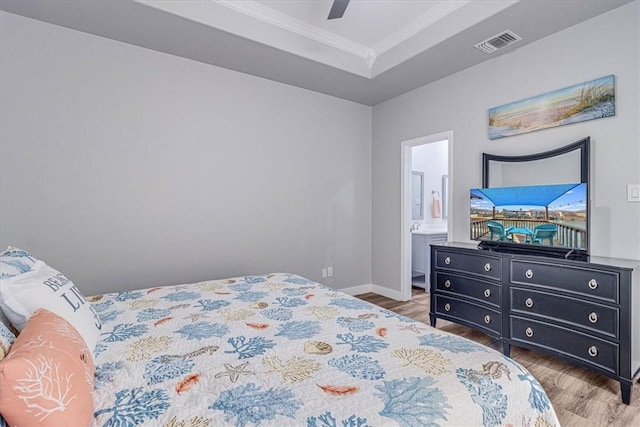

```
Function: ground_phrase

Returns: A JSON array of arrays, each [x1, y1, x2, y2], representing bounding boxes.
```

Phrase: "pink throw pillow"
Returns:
[[0, 309, 95, 426]]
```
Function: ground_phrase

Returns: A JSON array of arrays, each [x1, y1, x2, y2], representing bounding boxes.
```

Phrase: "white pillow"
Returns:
[[0, 246, 39, 329], [0, 261, 102, 350], [0, 246, 38, 279]]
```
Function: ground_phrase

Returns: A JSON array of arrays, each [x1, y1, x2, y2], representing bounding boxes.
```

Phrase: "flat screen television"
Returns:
[[470, 183, 588, 258]]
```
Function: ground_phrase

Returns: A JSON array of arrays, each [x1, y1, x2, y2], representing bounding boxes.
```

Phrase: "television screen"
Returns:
[[470, 183, 588, 253]]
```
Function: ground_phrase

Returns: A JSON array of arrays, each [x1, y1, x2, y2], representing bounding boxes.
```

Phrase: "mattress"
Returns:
[[90, 273, 559, 426]]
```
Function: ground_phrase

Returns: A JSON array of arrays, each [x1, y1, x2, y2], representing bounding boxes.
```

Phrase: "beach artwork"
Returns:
[[489, 75, 615, 140]]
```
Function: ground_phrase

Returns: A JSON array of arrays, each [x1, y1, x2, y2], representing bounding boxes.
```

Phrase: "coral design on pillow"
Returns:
[[44, 316, 94, 386], [0, 309, 95, 426], [12, 354, 78, 420]]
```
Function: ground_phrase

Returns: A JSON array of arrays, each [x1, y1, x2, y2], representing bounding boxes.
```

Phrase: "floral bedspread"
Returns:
[[90, 273, 559, 426]]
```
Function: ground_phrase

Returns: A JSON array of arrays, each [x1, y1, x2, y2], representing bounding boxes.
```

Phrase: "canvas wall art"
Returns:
[[489, 75, 615, 140]]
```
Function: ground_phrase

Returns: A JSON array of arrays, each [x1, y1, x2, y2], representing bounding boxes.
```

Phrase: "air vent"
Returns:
[[474, 30, 522, 54]]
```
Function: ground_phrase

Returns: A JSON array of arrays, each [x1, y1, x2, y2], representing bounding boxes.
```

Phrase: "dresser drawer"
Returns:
[[434, 249, 502, 280], [511, 260, 619, 303], [511, 288, 619, 339], [510, 316, 618, 375], [434, 272, 501, 307], [434, 295, 501, 336]]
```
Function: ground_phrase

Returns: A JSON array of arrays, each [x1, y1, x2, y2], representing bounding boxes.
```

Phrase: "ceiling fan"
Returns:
[[328, 0, 350, 20]]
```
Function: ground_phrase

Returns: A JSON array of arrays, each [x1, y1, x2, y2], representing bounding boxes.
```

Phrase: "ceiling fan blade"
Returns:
[[328, 0, 350, 20]]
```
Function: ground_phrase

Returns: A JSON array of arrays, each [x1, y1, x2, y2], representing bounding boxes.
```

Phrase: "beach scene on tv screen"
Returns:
[[470, 183, 587, 250]]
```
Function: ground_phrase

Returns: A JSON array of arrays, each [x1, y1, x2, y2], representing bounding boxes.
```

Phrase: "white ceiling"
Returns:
[[189, 0, 506, 78], [0, 0, 634, 105]]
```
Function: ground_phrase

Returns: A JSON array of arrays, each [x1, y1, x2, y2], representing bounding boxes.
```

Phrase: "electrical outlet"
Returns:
[[627, 184, 640, 202], [327, 266, 333, 277], [321, 268, 328, 278]]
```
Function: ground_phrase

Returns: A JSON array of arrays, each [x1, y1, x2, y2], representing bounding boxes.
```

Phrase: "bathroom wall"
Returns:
[[411, 140, 448, 227]]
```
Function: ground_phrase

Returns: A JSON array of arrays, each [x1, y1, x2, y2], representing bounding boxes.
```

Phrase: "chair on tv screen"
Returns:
[[527, 223, 558, 245], [487, 220, 514, 241]]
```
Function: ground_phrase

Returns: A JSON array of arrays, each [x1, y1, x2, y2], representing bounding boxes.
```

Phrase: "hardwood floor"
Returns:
[[356, 287, 640, 427]]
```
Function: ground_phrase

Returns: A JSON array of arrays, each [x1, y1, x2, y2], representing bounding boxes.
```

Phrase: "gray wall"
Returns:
[[2, 3, 639, 297], [372, 1, 640, 291], [0, 12, 372, 294]]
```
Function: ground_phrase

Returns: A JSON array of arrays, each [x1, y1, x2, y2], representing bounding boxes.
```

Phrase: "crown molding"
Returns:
[[216, 0, 375, 64], [371, 1, 471, 56], [216, 1, 475, 71]]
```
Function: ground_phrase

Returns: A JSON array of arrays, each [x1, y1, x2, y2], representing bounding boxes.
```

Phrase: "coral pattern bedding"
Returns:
[[90, 273, 559, 426]]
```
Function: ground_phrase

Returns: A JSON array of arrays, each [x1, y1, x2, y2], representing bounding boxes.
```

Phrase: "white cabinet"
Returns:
[[412, 234, 427, 276], [412, 231, 447, 288]]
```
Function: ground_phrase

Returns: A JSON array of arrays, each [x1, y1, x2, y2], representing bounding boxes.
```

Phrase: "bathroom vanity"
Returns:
[[411, 229, 447, 288]]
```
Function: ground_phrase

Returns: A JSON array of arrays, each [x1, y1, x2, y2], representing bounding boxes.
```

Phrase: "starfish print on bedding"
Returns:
[[399, 323, 428, 334], [214, 361, 256, 383]]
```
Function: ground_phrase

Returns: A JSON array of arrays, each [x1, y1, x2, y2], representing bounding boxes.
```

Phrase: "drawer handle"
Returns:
[[444, 256, 451, 265], [588, 312, 598, 323], [525, 327, 534, 338], [525, 298, 534, 308], [483, 289, 491, 298], [588, 279, 598, 290], [484, 315, 491, 324], [444, 279, 451, 288], [484, 263, 491, 272], [525, 269, 534, 279], [444, 303, 451, 312], [588, 346, 598, 357]]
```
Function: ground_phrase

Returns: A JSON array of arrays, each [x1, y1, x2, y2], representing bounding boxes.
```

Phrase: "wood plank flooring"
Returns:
[[355, 287, 640, 427]]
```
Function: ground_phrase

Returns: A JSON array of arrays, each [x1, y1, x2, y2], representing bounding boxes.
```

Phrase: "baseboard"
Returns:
[[370, 284, 404, 301], [339, 283, 404, 301], [338, 284, 373, 296]]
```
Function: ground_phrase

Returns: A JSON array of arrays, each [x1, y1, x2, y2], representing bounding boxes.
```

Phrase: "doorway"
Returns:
[[400, 131, 452, 301]]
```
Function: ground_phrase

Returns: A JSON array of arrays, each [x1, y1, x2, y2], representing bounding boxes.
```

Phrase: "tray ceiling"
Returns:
[[0, 0, 633, 105]]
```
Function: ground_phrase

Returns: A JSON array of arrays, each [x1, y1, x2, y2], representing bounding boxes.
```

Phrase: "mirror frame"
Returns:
[[411, 171, 424, 220], [442, 174, 448, 219], [482, 137, 590, 188], [480, 136, 590, 258]]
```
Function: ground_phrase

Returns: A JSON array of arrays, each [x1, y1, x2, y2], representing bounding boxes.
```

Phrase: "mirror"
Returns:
[[483, 138, 590, 188], [442, 175, 448, 219], [411, 171, 424, 220]]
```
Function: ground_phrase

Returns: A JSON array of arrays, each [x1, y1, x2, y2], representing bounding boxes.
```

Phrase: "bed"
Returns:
[[87, 272, 559, 426]]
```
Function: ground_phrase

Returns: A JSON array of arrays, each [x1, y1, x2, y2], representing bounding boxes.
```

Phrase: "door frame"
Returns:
[[400, 130, 453, 301]]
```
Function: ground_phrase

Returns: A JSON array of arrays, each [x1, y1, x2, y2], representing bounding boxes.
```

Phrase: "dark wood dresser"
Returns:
[[430, 242, 640, 404]]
